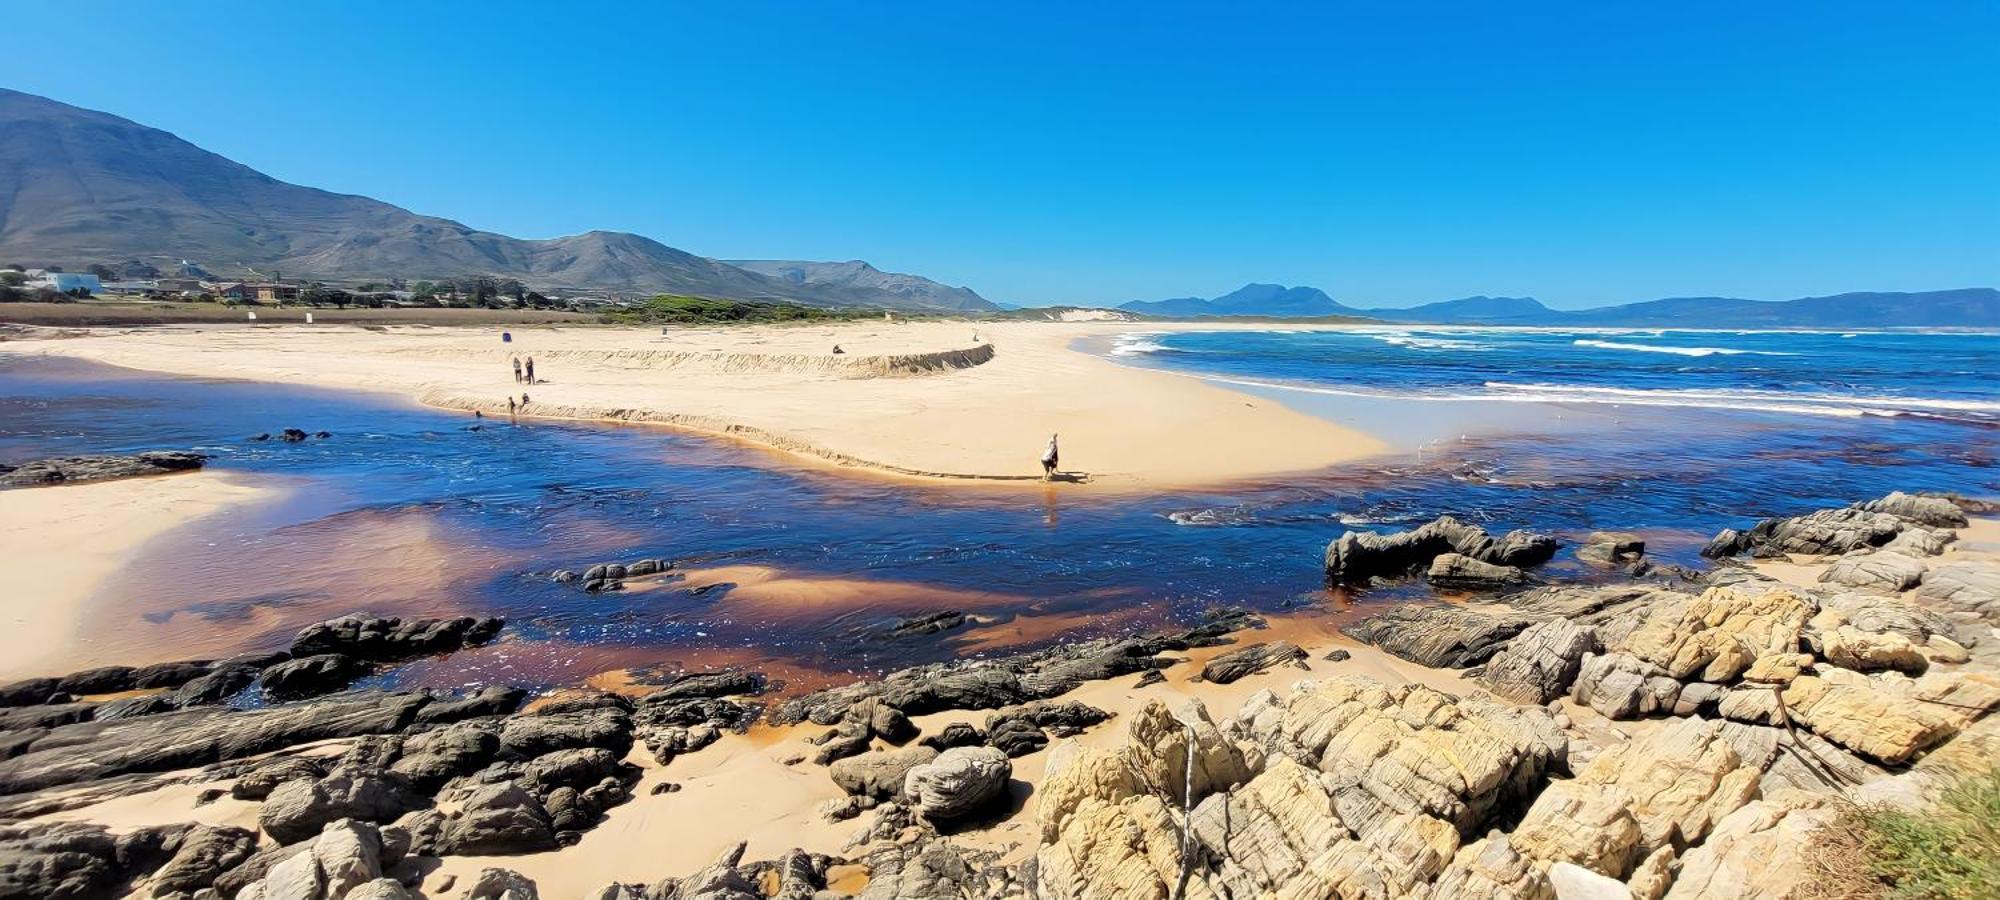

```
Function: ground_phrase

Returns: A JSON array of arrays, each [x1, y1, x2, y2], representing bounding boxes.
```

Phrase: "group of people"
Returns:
[[511, 356, 537, 384]]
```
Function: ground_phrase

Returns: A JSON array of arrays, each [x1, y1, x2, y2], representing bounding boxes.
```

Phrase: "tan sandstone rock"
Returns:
[[1661, 789, 1838, 899], [1618, 586, 1813, 682]]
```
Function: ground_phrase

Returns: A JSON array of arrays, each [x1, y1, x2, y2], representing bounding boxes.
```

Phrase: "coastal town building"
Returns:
[[24, 270, 102, 294]]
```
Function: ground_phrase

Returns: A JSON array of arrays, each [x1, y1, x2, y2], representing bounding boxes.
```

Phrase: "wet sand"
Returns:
[[0, 321, 1389, 493], [0, 472, 278, 680]]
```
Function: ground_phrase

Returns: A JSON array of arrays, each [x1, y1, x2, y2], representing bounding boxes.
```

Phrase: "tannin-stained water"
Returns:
[[2, 334, 1994, 695]]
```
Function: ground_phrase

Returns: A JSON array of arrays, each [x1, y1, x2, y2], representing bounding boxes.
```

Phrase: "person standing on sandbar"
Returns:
[[1041, 433, 1059, 480]]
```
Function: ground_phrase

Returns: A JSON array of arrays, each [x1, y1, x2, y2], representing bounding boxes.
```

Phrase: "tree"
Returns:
[[87, 264, 117, 281], [498, 278, 527, 302], [0, 271, 24, 287]]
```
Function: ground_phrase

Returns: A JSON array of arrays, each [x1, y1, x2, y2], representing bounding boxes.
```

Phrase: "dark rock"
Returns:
[[258, 766, 426, 843], [438, 783, 558, 855], [982, 716, 1047, 758], [0, 691, 430, 795], [644, 671, 765, 702], [462, 867, 541, 899], [499, 707, 633, 760], [129, 660, 215, 690], [1855, 491, 1970, 529], [918, 723, 986, 753], [1340, 604, 1534, 669], [1324, 515, 1557, 584], [389, 721, 500, 792], [260, 654, 371, 700], [0, 451, 207, 488], [411, 685, 526, 725], [290, 615, 504, 662], [279, 428, 309, 442], [0, 678, 61, 708], [885, 611, 968, 639], [147, 824, 257, 896], [521, 748, 624, 794], [1323, 649, 1352, 662], [844, 696, 916, 744], [1703, 506, 1912, 559], [230, 756, 324, 800], [0, 702, 96, 732], [0, 822, 127, 899], [53, 667, 135, 696], [808, 722, 873, 766], [650, 782, 681, 796], [1198, 641, 1309, 684], [1134, 669, 1166, 687], [549, 570, 577, 583]]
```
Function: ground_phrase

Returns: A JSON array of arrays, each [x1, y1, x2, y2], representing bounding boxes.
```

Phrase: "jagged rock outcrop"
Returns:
[[1197, 641, 1308, 684], [1618, 585, 1814, 683], [1703, 492, 1971, 560], [1340, 605, 1534, 669], [1855, 491, 1969, 529], [290, 615, 504, 662], [903, 747, 1010, 822], [1660, 790, 1840, 899], [770, 611, 1261, 726], [830, 746, 939, 801], [1512, 718, 1758, 878], [1772, 667, 2000, 764], [1231, 676, 1564, 832], [1477, 618, 1598, 704], [260, 766, 425, 844], [1819, 550, 1927, 594], [1915, 562, 2000, 623], [1324, 515, 1557, 584], [1577, 532, 1645, 569], [261, 654, 372, 700]]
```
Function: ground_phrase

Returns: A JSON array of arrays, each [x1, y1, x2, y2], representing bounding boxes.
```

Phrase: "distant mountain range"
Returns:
[[0, 89, 994, 311], [1119, 283, 2000, 328]]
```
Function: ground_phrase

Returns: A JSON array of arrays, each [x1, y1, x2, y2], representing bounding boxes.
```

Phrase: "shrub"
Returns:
[[1807, 763, 2000, 899]]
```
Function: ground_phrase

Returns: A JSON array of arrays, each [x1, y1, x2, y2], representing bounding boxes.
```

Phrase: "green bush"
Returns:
[[603, 294, 883, 325]]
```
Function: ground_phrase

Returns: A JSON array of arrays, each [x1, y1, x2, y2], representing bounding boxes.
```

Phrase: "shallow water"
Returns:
[[2, 330, 1995, 694]]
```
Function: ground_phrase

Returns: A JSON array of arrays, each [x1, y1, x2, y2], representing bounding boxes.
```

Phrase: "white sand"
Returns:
[[2, 321, 1389, 492], [0, 472, 277, 681]]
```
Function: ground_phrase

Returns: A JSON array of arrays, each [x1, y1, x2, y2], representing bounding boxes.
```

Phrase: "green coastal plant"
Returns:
[[602, 294, 889, 325], [1807, 762, 2000, 899]]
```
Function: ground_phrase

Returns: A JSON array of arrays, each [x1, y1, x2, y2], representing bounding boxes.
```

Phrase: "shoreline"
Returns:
[[0, 471, 279, 680], [0, 321, 1392, 494]]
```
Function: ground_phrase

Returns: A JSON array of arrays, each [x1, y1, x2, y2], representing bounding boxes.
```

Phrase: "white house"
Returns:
[[26, 271, 103, 294]]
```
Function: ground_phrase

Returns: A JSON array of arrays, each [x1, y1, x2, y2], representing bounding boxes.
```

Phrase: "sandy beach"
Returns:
[[0, 472, 277, 680], [0, 321, 1388, 492]]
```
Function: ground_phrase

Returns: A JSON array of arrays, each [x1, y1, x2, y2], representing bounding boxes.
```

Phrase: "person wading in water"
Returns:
[[1041, 433, 1060, 480]]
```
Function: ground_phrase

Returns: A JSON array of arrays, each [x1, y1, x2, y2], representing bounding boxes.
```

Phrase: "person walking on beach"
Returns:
[[1041, 433, 1060, 480], [507, 396, 517, 417], [512, 358, 522, 383], [525, 357, 536, 384]]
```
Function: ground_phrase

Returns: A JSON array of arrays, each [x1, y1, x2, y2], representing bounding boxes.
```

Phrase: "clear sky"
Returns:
[[8, 2, 1997, 308]]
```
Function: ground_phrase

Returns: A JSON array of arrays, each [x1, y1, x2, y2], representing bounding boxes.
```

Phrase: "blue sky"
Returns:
[[8, 2, 1997, 308]]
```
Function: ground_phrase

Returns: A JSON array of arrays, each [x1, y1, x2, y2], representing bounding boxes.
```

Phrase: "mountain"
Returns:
[[724, 259, 992, 312], [1120, 283, 1360, 317], [1120, 279, 1999, 328], [1368, 296, 1550, 323], [0, 89, 993, 310]]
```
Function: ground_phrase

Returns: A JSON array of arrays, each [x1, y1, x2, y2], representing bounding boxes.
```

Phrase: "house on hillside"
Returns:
[[211, 281, 301, 303]]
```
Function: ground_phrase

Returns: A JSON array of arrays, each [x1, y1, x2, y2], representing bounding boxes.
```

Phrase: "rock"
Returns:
[[0, 691, 431, 795], [1232, 676, 1563, 832], [1813, 617, 1928, 675], [903, 747, 1010, 822], [1513, 718, 1759, 877], [1815, 592, 1968, 649], [389, 721, 500, 792], [1185, 755, 1349, 894], [289, 615, 504, 663], [1425, 835, 1554, 899], [1819, 550, 1927, 594], [1617, 585, 1813, 682], [312, 819, 384, 898], [1882, 526, 1954, 557], [1570, 652, 1684, 719], [1702, 506, 1909, 559], [1324, 515, 1558, 583], [1661, 790, 1840, 899], [1197, 641, 1308, 683], [0, 451, 207, 487], [1340, 604, 1534, 669], [643, 671, 765, 702], [260, 654, 371, 700], [1478, 618, 1598, 704], [1778, 667, 1995, 764], [461, 867, 539, 900], [1545, 862, 1629, 900], [521, 747, 623, 794], [829, 746, 938, 801], [412, 685, 526, 725], [279, 428, 309, 442], [982, 715, 1047, 758], [437, 782, 558, 855], [1032, 793, 1188, 899], [259, 838, 325, 898], [1854, 491, 1969, 528], [498, 707, 633, 760], [1427, 553, 1531, 591], [345, 879, 411, 900], [883, 611, 968, 639], [843, 696, 916, 744], [1577, 532, 1646, 568], [917, 723, 985, 752], [231, 757, 326, 801], [1914, 562, 2000, 623], [147, 824, 258, 896], [0, 677, 62, 707], [259, 767, 426, 844], [1323, 648, 1352, 662]]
